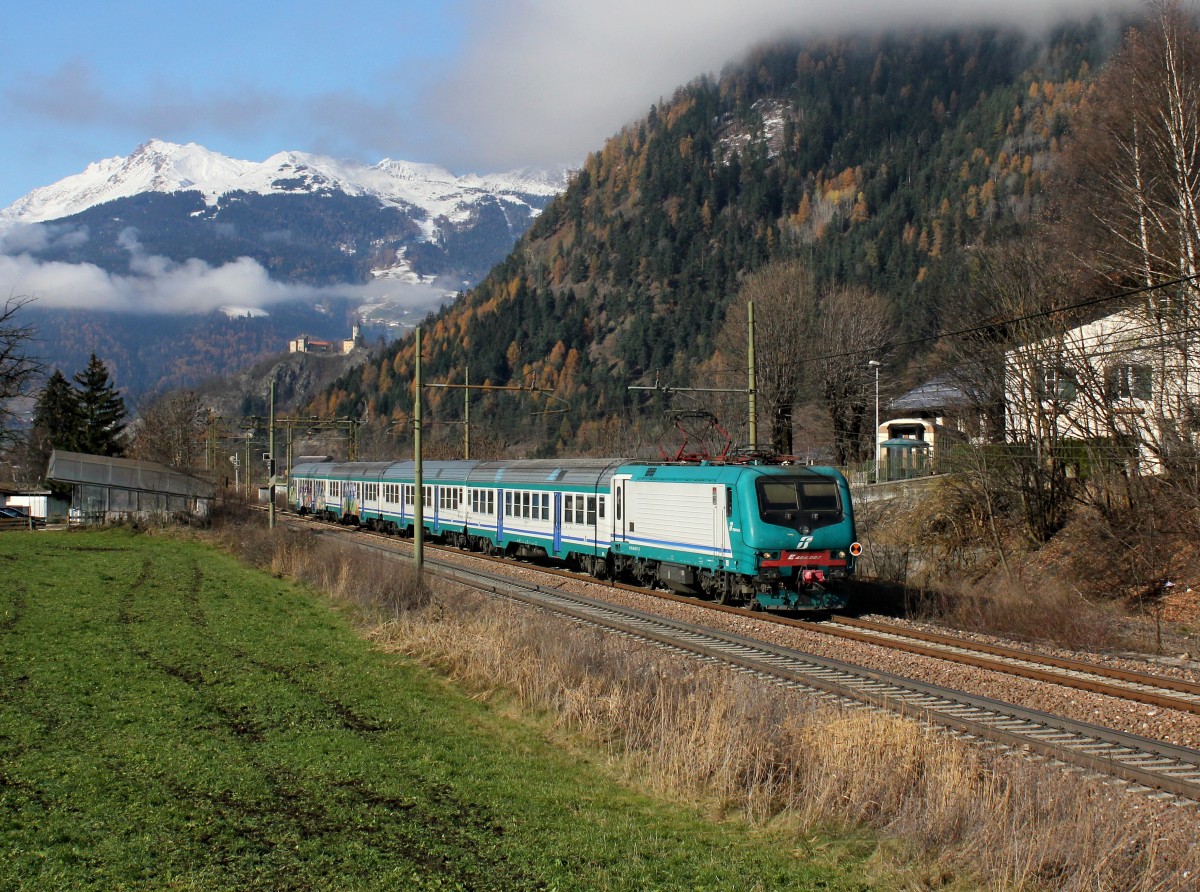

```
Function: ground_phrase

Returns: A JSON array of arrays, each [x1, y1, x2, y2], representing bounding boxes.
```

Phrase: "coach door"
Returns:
[[613, 475, 632, 545], [715, 485, 732, 561], [552, 492, 563, 552]]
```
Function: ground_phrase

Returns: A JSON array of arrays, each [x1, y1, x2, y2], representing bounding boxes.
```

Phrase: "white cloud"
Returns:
[[0, 222, 88, 254], [0, 250, 451, 316], [422, 0, 1135, 171]]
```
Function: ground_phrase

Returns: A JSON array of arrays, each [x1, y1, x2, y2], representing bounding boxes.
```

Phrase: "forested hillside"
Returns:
[[317, 20, 1120, 457]]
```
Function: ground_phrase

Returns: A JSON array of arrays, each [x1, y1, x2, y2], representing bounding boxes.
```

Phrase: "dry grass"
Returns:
[[210, 513, 1200, 891], [855, 483, 1158, 652]]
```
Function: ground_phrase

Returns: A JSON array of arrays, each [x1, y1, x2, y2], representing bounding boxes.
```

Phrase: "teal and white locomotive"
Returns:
[[289, 456, 859, 612]]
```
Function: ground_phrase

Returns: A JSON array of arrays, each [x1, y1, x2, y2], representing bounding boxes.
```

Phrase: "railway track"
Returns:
[[395, 526, 1200, 716], [276, 510, 1200, 804]]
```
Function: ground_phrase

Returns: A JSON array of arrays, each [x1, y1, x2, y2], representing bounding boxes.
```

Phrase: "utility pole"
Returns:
[[268, 378, 276, 530], [747, 301, 758, 452], [630, 300, 759, 453], [425, 372, 562, 460], [413, 326, 424, 571], [869, 360, 881, 483]]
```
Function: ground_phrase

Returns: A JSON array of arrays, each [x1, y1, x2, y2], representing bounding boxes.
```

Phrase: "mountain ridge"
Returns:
[[0, 139, 570, 234]]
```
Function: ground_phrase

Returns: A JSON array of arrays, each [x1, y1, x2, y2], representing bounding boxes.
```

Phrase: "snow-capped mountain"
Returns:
[[0, 140, 571, 401], [0, 138, 569, 295], [0, 138, 569, 234]]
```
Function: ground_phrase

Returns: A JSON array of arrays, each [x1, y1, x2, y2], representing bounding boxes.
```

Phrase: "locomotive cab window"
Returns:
[[756, 477, 843, 530]]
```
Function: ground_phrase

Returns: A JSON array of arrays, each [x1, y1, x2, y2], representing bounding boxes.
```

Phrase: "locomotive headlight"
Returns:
[[836, 550, 846, 559]]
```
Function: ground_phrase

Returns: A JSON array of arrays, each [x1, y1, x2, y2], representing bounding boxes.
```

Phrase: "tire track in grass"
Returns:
[[0, 574, 25, 633], [116, 549, 546, 890], [0, 576, 49, 815], [1, 550, 120, 840]]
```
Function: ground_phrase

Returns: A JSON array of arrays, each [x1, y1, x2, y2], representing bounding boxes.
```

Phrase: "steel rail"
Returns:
[[828, 615, 1200, 705]]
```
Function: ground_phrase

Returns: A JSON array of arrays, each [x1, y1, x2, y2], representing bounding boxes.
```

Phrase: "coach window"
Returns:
[[586, 496, 597, 526], [541, 493, 550, 520], [598, 496, 606, 520]]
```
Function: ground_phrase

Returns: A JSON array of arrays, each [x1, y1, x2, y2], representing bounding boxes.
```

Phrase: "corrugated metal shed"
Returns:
[[47, 450, 215, 523]]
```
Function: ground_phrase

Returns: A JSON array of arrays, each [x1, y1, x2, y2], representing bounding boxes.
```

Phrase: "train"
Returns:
[[288, 456, 860, 612]]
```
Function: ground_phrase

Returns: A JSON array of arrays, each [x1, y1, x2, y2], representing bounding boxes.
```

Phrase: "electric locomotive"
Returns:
[[289, 456, 859, 612]]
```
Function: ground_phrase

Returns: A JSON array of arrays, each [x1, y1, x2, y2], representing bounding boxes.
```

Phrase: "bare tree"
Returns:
[[938, 239, 1083, 544], [1058, 0, 1200, 474], [127, 390, 208, 469], [705, 267, 893, 464], [0, 296, 41, 447], [709, 261, 818, 454], [815, 284, 894, 466]]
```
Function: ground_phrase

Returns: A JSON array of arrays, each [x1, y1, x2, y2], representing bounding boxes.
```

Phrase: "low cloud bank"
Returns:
[[0, 223, 451, 316]]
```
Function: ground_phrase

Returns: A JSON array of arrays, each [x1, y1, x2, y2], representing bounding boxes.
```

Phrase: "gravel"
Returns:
[[423, 547, 1200, 751]]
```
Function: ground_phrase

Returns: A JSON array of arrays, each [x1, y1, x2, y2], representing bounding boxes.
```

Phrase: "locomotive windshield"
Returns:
[[756, 476, 843, 530]]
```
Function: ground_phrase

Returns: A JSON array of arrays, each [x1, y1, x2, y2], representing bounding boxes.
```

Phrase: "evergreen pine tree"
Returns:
[[26, 369, 83, 486], [31, 370, 82, 452], [72, 355, 127, 457]]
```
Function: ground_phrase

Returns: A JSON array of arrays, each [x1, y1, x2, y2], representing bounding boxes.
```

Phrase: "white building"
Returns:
[[1003, 301, 1200, 471], [0, 486, 69, 523]]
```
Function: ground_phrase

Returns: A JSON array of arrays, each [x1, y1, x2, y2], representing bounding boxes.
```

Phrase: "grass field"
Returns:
[[0, 529, 874, 891]]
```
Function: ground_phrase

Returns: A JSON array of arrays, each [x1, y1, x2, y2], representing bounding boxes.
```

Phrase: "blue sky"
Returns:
[[1, 0, 1118, 208]]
